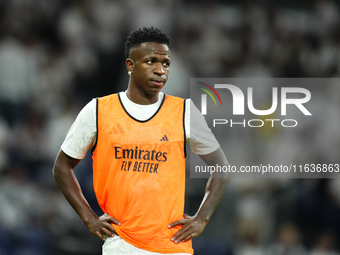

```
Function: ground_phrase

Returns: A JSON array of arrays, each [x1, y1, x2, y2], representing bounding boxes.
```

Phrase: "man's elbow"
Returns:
[[52, 160, 62, 181]]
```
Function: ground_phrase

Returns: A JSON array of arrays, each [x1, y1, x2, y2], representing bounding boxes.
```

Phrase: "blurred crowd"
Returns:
[[0, 0, 340, 254]]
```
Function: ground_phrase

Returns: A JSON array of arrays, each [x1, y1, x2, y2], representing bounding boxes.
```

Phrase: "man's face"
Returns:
[[127, 42, 171, 95]]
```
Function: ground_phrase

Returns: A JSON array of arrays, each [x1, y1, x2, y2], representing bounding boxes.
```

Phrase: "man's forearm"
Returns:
[[195, 174, 229, 222], [168, 147, 229, 243], [53, 150, 119, 240], [53, 150, 98, 225], [196, 147, 229, 222]]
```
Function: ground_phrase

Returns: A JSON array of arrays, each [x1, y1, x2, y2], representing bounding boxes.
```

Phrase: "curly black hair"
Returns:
[[124, 27, 170, 59]]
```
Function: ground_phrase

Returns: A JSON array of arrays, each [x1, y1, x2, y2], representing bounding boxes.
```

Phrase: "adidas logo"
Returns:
[[109, 123, 125, 134], [160, 135, 169, 141]]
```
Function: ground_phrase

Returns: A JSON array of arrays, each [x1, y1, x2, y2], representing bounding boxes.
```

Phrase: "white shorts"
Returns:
[[102, 236, 192, 255]]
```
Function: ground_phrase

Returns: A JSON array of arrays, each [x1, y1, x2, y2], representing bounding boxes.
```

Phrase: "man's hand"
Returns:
[[85, 213, 121, 241], [168, 214, 208, 243]]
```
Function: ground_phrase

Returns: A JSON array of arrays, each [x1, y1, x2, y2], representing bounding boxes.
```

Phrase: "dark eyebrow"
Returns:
[[146, 56, 171, 63]]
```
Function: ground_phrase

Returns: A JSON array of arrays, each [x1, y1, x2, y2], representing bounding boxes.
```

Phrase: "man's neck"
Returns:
[[126, 86, 159, 105]]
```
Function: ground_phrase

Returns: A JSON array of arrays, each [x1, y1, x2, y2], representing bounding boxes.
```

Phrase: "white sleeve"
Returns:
[[185, 99, 220, 155], [61, 99, 97, 159]]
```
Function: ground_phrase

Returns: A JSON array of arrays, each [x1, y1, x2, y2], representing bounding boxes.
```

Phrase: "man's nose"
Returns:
[[154, 63, 165, 75]]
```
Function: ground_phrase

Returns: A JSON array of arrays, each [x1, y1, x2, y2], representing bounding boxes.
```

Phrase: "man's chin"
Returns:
[[149, 86, 164, 94]]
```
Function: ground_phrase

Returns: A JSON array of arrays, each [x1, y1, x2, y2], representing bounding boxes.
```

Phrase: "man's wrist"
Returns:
[[81, 211, 98, 227], [195, 214, 210, 225]]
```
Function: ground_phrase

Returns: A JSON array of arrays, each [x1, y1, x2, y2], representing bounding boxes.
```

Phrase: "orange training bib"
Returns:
[[92, 93, 193, 254]]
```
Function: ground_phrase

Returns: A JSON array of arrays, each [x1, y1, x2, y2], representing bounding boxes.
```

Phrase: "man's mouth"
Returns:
[[151, 80, 164, 86]]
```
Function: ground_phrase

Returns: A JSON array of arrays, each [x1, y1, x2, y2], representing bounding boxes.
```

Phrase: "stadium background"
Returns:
[[0, 0, 340, 254]]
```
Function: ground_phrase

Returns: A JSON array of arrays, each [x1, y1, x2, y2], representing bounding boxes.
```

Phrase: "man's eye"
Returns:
[[163, 62, 170, 67], [147, 60, 154, 64]]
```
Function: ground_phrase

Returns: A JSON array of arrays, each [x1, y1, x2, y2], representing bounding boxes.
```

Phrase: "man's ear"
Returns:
[[126, 58, 134, 73]]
